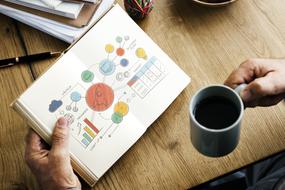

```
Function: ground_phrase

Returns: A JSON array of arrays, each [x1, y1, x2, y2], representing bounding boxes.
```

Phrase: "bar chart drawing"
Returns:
[[73, 118, 101, 148], [127, 56, 165, 98]]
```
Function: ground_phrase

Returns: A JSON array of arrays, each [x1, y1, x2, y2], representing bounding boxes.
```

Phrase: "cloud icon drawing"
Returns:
[[49, 100, 63, 113]]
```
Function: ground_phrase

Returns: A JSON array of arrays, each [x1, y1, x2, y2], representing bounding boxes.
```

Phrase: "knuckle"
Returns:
[[252, 81, 264, 94], [50, 150, 68, 160], [242, 58, 257, 68], [271, 83, 279, 94], [52, 130, 67, 143]]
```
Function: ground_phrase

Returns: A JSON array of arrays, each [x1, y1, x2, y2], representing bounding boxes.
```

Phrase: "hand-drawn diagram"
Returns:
[[48, 35, 166, 151]]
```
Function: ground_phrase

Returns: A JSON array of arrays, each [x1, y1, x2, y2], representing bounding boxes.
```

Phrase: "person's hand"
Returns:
[[25, 117, 81, 190], [225, 58, 285, 107]]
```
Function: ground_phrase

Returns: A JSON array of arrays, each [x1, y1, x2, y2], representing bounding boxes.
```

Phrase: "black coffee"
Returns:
[[194, 96, 239, 129]]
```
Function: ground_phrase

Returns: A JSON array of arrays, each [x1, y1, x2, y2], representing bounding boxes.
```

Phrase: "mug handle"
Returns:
[[234, 83, 247, 96]]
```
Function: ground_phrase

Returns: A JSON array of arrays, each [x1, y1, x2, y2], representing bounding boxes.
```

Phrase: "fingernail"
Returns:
[[57, 117, 67, 127], [241, 89, 252, 101]]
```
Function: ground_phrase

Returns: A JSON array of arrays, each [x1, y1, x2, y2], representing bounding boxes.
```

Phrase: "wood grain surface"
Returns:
[[0, 15, 38, 190], [1, 0, 285, 189]]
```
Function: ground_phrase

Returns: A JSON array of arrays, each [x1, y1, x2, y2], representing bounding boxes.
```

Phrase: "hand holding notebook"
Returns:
[[25, 118, 82, 189]]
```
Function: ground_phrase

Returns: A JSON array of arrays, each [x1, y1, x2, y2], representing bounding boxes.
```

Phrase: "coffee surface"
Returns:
[[194, 96, 239, 129]]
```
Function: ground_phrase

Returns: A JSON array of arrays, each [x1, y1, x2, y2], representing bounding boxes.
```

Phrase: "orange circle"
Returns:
[[86, 83, 114, 112], [116, 48, 125, 56]]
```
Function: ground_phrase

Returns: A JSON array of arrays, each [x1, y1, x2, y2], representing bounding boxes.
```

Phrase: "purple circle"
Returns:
[[120, 58, 129, 67]]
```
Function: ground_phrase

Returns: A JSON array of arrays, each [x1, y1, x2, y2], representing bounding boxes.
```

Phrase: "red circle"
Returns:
[[86, 83, 114, 112], [116, 48, 125, 56]]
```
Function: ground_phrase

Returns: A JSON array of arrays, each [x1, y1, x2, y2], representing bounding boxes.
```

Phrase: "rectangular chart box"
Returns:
[[127, 56, 165, 98]]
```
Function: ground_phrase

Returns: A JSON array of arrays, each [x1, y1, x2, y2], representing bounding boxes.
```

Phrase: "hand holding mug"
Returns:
[[225, 58, 285, 107], [190, 58, 285, 157]]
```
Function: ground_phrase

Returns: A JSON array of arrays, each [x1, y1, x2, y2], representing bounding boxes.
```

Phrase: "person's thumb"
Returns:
[[51, 117, 70, 156], [240, 77, 274, 102]]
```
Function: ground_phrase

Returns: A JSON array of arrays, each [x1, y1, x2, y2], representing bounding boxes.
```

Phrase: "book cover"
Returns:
[[0, 1, 101, 27], [12, 4, 190, 186], [5, 0, 84, 19]]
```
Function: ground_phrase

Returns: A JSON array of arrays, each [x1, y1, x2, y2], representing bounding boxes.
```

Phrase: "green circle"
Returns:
[[81, 70, 94, 82], [116, 36, 123, 43], [111, 112, 123, 124]]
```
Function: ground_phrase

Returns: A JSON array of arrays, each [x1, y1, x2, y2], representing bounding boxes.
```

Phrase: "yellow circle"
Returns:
[[136, 48, 147, 59], [114, 101, 129, 116], [105, 44, 114, 53]]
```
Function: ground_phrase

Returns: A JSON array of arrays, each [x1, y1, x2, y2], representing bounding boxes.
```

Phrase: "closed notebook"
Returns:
[[12, 4, 191, 186], [5, 0, 84, 19], [0, 1, 101, 27], [64, 0, 99, 4]]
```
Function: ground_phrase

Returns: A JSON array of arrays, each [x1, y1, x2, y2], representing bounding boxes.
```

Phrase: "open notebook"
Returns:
[[12, 4, 191, 186]]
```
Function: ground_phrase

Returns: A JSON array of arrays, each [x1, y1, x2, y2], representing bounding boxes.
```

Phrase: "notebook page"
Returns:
[[18, 4, 190, 178]]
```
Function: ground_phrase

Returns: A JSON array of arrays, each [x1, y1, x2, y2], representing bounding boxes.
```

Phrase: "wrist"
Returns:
[[38, 177, 81, 190]]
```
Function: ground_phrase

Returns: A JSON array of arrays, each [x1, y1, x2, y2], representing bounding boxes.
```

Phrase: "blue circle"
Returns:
[[70, 91, 81, 102], [99, 59, 116, 76], [116, 36, 123, 43], [120, 58, 129, 67]]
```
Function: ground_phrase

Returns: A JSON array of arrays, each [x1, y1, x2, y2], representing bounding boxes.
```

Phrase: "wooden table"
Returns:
[[1, 0, 285, 189]]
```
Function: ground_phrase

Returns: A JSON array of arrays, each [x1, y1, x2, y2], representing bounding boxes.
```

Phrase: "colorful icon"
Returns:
[[86, 83, 114, 112], [114, 101, 129, 116], [70, 91, 81, 102], [116, 48, 125, 56], [99, 59, 116, 76], [48, 100, 63, 112], [111, 112, 123, 124], [105, 44, 114, 53], [81, 70, 94, 83], [136, 48, 147, 60], [116, 36, 123, 43], [120, 58, 129, 67]]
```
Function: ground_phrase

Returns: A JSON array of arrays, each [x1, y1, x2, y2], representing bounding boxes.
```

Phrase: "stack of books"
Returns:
[[0, 0, 115, 43]]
